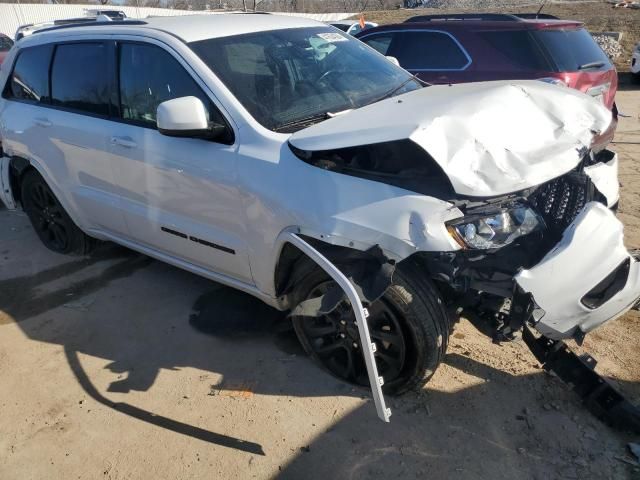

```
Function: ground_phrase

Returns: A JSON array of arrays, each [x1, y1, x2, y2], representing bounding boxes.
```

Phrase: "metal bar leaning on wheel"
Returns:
[[284, 232, 392, 423]]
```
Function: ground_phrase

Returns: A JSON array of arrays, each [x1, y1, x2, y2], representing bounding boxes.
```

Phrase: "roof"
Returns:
[[143, 13, 324, 43], [402, 13, 583, 29], [21, 13, 326, 44], [358, 18, 583, 36]]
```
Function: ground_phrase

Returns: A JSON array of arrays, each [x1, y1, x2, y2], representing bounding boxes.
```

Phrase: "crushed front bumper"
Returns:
[[516, 202, 640, 340]]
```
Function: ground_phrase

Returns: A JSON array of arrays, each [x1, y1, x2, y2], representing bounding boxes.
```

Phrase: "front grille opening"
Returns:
[[581, 258, 631, 310], [530, 171, 592, 233]]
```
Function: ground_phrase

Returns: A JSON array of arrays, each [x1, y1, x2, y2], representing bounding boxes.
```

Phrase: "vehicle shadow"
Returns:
[[0, 231, 637, 476]]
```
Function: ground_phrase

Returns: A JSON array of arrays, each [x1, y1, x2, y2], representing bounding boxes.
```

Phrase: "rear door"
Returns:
[[106, 40, 252, 283], [45, 41, 128, 234], [1, 41, 127, 235]]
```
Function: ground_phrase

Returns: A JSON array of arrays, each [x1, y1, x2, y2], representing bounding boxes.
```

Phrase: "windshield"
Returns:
[[190, 27, 421, 132]]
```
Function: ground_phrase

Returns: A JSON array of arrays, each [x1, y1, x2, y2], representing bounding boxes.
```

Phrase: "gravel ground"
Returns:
[[593, 33, 624, 59]]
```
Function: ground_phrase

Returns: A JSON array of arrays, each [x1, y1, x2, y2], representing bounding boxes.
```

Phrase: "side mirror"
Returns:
[[157, 96, 226, 140], [386, 56, 400, 67]]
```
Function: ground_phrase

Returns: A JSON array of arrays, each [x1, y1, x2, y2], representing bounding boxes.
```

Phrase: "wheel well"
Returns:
[[274, 238, 356, 301], [274, 235, 400, 308], [9, 157, 34, 206]]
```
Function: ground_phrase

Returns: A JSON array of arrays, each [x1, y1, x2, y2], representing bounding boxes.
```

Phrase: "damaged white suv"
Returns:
[[1, 14, 639, 418]]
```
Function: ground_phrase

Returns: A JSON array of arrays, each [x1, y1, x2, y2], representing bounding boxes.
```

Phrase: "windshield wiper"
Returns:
[[578, 61, 605, 70], [369, 75, 426, 106], [273, 112, 330, 133]]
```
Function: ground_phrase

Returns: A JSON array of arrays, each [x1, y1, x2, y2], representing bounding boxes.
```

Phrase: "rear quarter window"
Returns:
[[386, 31, 470, 70], [4, 44, 53, 103]]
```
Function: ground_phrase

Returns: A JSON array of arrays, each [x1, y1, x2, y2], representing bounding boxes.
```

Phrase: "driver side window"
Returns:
[[118, 42, 223, 129]]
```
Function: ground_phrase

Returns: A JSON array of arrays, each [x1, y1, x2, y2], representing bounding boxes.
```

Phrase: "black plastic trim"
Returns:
[[161, 226, 188, 239], [581, 258, 631, 310], [189, 236, 235, 255]]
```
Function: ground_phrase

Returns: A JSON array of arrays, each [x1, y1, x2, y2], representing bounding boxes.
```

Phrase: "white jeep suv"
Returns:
[[1, 14, 639, 419]]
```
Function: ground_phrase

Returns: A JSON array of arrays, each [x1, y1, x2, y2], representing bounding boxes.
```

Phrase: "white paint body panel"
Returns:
[[516, 203, 640, 339], [289, 80, 613, 197], [584, 152, 619, 208], [632, 43, 640, 75]]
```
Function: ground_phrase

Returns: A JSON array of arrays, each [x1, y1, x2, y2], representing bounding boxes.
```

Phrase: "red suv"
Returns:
[[0, 34, 14, 66], [356, 14, 617, 112]]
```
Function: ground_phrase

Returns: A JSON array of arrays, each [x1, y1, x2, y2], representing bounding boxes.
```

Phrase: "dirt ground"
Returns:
[[359, 2, 640, 73], [0, 90, 639, 479]]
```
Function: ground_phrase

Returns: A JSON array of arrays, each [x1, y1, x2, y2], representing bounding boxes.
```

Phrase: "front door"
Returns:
[[106, 41, 253, 284]]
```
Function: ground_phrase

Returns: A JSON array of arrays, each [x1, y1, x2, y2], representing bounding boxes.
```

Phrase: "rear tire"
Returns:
[[292, 259, 449, 395], [21, 169, 95, 255]]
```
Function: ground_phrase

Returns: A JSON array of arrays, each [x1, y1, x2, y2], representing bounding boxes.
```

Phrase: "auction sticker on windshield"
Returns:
[[317, 32, 348, 42]]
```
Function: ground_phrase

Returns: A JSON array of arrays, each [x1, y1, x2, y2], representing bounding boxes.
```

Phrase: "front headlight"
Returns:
[[447, 205, 544, 250]]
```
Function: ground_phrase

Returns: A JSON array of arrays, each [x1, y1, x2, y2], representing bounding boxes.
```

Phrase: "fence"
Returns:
[[0, 4, 355, 38]]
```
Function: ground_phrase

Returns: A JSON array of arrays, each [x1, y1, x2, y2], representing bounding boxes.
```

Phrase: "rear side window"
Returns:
[[5, 44, 52, 103], [118, 43, 213, 128], [51, 43, 110, 116], [387, 31, 469, 70], [535, 29, 611, 71], [478, 31, 553, 71]]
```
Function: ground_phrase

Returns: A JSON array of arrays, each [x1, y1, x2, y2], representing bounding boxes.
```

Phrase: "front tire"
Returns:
[[21, 169, 94, 255], [292, 260, 450, 395]]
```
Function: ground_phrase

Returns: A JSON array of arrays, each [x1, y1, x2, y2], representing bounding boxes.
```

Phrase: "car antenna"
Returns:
[[535, 1, 546, 19]]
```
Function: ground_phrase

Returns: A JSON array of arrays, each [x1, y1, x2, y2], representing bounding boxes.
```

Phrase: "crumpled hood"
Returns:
[[288, 80, 613, 197]]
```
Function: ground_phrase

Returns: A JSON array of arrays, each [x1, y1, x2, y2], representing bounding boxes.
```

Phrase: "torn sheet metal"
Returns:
[[285, 232, 392, 422], [516, 202, 640, 339], [584, 151, 620, 207], [289, 80, 612, 197], [290, 243, 395, 318], [0, 156, 16, 210]]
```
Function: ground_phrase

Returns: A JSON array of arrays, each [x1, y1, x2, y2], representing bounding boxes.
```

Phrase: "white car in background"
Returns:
[[632, 41, 640, 75], [0, 14, 638, 422], [328, 20, 378, 35]]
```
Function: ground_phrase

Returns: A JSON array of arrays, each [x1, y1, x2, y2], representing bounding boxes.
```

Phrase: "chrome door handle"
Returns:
[[34, 118, 52, 128], [110, 136, 137, 149]]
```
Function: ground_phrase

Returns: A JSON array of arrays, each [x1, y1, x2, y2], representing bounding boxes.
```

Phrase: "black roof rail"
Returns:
[[52, 17, 104, 26], [404, 13, 522, 22], [32, 20, 147, 36], [512, 13, 560, 20]]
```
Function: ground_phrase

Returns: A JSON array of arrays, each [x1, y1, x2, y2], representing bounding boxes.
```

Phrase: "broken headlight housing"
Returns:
[[447, 205, 544, 250]]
